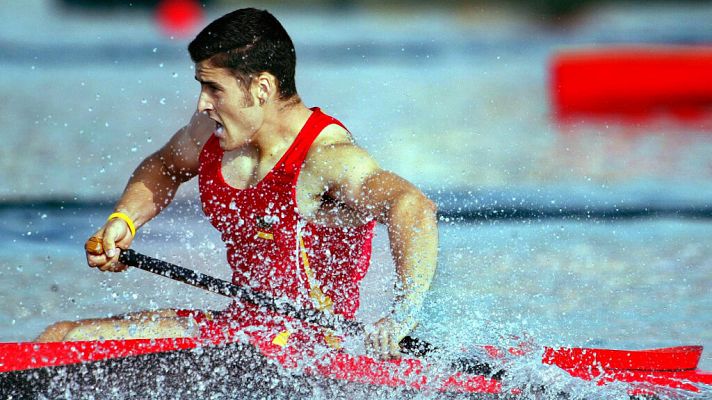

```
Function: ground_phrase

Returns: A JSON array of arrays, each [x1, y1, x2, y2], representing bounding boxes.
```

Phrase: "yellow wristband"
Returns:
[[107, 212, 137, 237]]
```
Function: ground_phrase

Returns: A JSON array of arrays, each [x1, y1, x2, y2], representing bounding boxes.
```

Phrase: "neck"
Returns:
[[252, 98, 312, 157]]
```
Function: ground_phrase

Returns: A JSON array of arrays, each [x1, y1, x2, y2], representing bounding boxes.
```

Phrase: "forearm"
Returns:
[[112, 152, 186, 228], [385, 190, 438, 319]]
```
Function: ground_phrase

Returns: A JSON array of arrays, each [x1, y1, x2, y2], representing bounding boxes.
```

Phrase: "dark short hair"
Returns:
[[188, 8, 297, 100]]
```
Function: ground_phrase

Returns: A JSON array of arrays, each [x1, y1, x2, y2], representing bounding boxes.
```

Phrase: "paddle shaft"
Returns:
[[85, 239, 496, 374], [85, 238, 432, 345], [115, 250, 707, 378], [118, 248, 365, 335]]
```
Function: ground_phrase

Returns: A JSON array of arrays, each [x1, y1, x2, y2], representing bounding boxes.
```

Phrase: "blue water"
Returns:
[[1, 204, 710, 398], [1, 1, 712, 397]]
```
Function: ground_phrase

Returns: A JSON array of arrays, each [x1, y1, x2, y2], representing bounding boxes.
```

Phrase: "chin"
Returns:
[[219, 135, 248, 151], [218, 139, 237, 151]]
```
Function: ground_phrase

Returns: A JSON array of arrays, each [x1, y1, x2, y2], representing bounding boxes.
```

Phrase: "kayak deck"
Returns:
[[0, 340, 502, 400], [1, 337, 710, 398], [1, 337, 705, 375]]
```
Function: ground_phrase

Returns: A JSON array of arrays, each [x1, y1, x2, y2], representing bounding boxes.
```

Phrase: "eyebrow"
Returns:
[[194, 76, 221, 88]]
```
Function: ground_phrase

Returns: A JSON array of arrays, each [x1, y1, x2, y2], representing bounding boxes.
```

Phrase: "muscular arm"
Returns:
[[87, 112, 213, 270], [114, 112, 211, 227], [360, 171, 438, 317], [304, 140, 438, 356]]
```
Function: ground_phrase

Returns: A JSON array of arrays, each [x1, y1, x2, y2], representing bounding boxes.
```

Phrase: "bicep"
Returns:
[[314, 145, 417, 221], [356, 170, 428, 223]]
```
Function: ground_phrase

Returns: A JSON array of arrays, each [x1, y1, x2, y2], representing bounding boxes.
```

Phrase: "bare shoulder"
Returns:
[[300, 124, 429, 217], [167, 112, 214, 154], [312, 123, 353, 147], [301, 124, 382, 203], [305, 124, 379, 175], [158, 112, 214, 179]]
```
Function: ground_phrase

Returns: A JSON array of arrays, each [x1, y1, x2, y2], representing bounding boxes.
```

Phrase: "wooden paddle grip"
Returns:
[[85, 237, 104, 255]]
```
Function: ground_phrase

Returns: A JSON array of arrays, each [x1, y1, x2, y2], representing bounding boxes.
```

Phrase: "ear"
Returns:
[[254, 72, 277, 105]]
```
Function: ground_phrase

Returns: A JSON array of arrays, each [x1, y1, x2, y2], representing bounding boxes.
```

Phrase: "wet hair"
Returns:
[[188, 8, 297, 100]]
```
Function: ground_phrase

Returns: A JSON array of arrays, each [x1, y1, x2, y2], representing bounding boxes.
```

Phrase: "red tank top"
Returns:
[[198, 108, 375, 319]]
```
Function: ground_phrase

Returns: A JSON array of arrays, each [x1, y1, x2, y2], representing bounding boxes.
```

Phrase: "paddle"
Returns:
[[84, 238, 498, 376], [84, 239, 706, 380]]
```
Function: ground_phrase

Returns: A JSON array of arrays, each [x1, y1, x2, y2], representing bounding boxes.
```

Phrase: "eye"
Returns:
[[200, 83, 221, 93]]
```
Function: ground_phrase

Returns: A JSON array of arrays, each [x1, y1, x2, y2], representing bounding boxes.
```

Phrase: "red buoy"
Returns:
[[551, 46, 712, 123], [155, 0, 203, 38]]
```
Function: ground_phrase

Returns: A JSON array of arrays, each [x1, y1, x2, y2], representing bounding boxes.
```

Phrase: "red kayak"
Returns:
[[1, 335, 710, 398], [6, 248, 707, 398]]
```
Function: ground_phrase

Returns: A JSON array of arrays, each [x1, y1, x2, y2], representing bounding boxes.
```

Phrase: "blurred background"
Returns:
[[1, 0, 711, 376]]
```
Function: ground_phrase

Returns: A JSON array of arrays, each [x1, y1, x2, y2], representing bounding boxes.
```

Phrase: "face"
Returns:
[[195, 61, 263, 150]]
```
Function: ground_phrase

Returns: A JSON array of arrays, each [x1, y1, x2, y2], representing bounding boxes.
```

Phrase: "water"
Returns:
[[3, 204, 704, 367], [1, 0, 712, 397], [429, 218, 712, 352], [3, 2, 712, 201]]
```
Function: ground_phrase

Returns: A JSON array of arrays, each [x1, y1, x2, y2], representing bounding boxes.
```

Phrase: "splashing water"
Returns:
[[1, 205, 711, 398]]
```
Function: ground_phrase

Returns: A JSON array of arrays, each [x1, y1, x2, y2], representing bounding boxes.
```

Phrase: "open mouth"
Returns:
[[215, 121, 225, 137]]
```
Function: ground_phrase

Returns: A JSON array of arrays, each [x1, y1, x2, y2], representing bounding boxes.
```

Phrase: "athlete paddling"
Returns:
[[37, 8, 438, 360]]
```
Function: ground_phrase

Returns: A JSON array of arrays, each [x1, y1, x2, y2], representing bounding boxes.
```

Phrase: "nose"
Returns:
[[197, 91, 213, 114]]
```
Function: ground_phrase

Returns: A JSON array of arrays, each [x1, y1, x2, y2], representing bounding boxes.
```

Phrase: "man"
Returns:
[[37, 8, 437, 360]]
